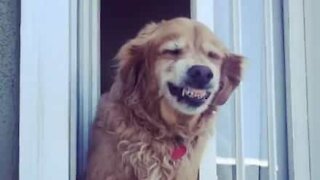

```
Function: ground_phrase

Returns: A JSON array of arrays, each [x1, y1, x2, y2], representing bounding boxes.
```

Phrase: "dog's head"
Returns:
[[115, 18, 243, 117]]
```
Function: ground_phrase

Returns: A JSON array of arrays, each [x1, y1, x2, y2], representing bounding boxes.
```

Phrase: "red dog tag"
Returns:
[[171, 145, 187, 160]]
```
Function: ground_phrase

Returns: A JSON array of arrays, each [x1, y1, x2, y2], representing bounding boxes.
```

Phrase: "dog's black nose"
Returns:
[[186, 65, 213, 88]]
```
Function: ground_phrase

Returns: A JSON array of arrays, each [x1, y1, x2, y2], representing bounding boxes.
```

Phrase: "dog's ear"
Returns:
[[213, 54, 244, 105], [115, 22, 159, 94]]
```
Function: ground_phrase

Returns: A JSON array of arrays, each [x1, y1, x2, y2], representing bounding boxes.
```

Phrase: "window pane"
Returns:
[[245, 166, 269, 180], [241, 0, 269, 161], [214, 0, 236, 160], [214, 1, 237, 179], [217, 165, 237, 180]]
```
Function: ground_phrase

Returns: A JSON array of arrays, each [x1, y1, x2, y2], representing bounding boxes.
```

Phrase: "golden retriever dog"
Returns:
[[86, 17, 243, 180]]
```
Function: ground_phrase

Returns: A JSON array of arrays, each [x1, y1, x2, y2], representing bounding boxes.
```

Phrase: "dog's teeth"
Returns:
[[182, 87, 190, 97], [182, 89, 186, 97], [181, 87, 207, 99]]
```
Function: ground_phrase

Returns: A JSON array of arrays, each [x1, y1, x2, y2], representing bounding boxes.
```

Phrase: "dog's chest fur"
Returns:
[[108, 126, 209, 180], [104, 113, 211, 180], [86, 92, 216, 180]]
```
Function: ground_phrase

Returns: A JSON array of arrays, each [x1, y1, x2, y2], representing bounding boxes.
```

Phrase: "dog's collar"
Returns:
[[171, 144, 187, 160], [171, 135, 187, 160]]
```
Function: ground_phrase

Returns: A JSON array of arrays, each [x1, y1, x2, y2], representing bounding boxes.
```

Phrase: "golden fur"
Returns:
[[86, 17, 243, 180]]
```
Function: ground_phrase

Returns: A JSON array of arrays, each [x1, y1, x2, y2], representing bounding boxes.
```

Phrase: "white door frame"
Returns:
[[77, 0, 101, 177], [283, 0, 311, 180], [304, 0, 320, 179], [20, 0, 78, 179]]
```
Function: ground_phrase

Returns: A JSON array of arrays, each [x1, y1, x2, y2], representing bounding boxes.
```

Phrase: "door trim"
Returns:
[[77, 0, 101, 177], [20, 0, 78, 179], [283, 0, 311, 179]]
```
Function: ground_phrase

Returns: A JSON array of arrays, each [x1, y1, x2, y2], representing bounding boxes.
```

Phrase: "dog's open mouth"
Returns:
[[167, 82, 211, 107]]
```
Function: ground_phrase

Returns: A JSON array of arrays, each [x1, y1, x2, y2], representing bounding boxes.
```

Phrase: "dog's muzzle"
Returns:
[[167, 65, 214, 107]]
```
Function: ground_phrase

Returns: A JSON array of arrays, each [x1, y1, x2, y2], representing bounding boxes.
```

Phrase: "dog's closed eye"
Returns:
[[162, 48, 183, 56], [207, 51, 221, 60]]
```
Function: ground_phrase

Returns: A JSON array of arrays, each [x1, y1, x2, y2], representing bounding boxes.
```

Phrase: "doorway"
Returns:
[[100, 0, 190, 93], [77, 0, 191, 179]]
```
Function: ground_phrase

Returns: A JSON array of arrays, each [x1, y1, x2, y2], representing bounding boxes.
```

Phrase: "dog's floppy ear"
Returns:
[[213, 54, 244, 105], [115, 22, 159, 93]]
